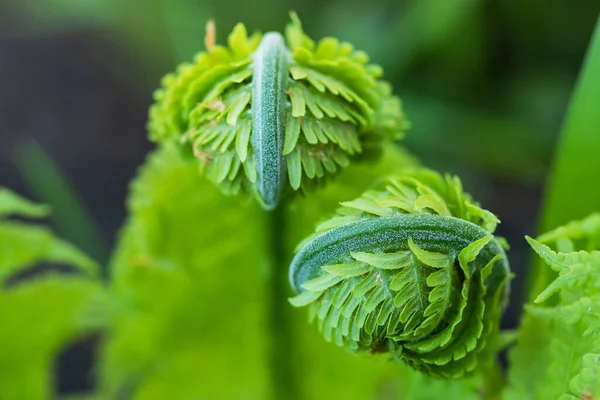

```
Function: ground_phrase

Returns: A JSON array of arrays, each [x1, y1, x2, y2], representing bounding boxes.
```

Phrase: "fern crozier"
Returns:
[[289, 170, 511, 378], [148, 13, 408, 209]]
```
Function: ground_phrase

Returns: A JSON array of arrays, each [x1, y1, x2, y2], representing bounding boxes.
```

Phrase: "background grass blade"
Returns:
[[13, 140, 108, 264], [531, 14, 600, 295], [540, 14, 600, 232]]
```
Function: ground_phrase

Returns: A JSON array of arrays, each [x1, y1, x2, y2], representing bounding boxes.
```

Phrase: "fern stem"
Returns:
[[290, 214, 508, 293], [251, 32, 289, 210], [480, 359, 505, 400], [266, 205, 298, 399]]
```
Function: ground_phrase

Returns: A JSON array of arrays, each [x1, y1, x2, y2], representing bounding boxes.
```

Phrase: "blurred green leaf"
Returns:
[[0, 222, 99, 283], [0, 187, 49, 219], [533, 14, 600, 295], [0, 187, 104, 399], [539, 14, 600, 233], [0, 186, 100, 283], [102, 144, 272, 399], [0, 277, 104, 400]]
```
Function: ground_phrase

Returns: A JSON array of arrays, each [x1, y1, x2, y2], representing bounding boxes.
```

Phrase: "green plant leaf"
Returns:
[[0, 187, 105, 398], [0, 187, 100, 283], [102, 144, 272, 399], [0, 277, 104, 400], [0, 222, 99, 283], [509, 217, 600, 399], [0, 187, 50, 219], [533, 14, 600, 295]]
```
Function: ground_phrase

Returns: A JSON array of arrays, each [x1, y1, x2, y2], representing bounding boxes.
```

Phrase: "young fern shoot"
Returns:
[[148, 13, 408, 209], [289, 170, 511, 378]]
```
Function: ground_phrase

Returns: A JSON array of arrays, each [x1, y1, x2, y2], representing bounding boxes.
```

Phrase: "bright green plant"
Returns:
[[149, 14, 407, 209], [1, 12, 599, 400], [288, 170, 511, 378]]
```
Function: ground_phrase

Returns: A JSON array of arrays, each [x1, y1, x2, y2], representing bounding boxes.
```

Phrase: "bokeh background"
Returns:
[[0, 0, 598, 394]]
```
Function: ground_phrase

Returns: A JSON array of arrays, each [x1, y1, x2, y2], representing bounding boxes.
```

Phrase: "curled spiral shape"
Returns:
[[148, 13, 407, 209], [289, 170, 511, 378]]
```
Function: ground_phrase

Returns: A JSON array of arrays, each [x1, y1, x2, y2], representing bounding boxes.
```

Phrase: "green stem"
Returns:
[[267, 205, 298, 399], [289, 214, 508, 294], [251, 32, 289, 210], [481, 359, 505, 400]]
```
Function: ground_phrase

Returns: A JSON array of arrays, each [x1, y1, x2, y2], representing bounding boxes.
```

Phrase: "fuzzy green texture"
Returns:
[[508, 214, 600, 400], [0, 187, 50, 218], [251, 32, 288, 209], [148, 13, 407, 209], [289, 170, 510, 378]]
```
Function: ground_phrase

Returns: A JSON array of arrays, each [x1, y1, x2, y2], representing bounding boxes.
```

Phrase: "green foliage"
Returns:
[[101, 144, 273, 399], [0, 187, 50, 218], [2, 9, 600, 400], [0, 187, 99, 283], [0, 278, 104, 400], [102, 142, 401, 399], [508, 215, 600, 400], [148, 13, 407, 208], [289, 170, 510, 378], [97, 141, 486, 399], [528, 15, 600, 298], [0, 187, 104, 399], [506, 17, 600, 400]]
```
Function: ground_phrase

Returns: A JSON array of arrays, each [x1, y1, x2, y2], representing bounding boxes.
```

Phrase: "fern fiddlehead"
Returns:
[[148, 13, 407, 209], [289, 170, 511, 378]]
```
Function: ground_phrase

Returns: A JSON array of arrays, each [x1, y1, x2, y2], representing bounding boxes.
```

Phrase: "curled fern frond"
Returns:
[[148, 13, 408, 209], [288, 170, 511, 378]]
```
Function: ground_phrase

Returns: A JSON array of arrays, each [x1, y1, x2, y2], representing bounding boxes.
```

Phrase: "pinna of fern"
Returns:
[[288, 169, 511, 378], [514, 214, 600, 400], [148, 12, 407, 209]]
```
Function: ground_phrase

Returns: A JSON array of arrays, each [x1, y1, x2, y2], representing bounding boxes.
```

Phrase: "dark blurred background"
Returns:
[[0, 0, 598, 393]]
